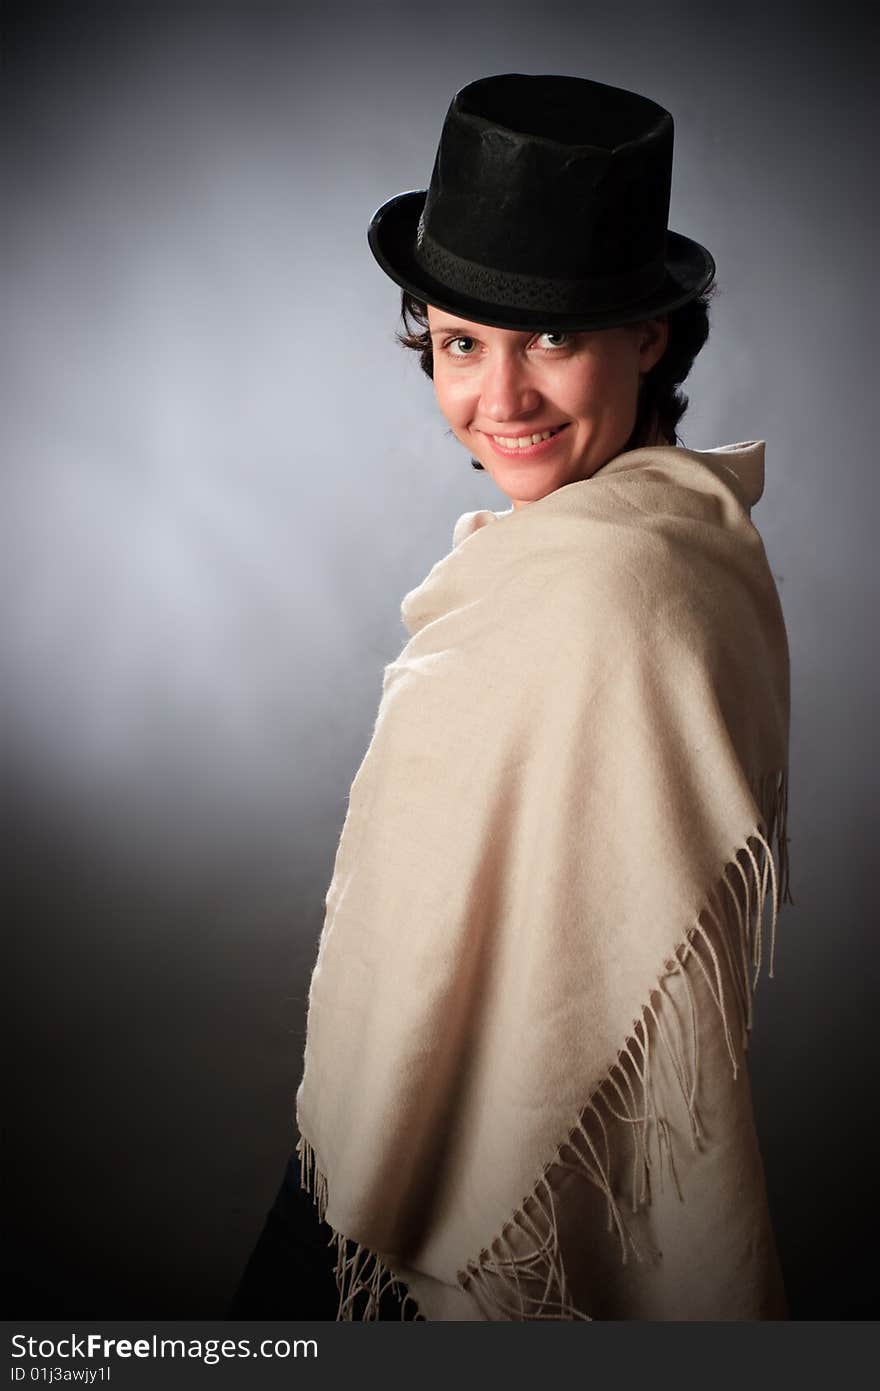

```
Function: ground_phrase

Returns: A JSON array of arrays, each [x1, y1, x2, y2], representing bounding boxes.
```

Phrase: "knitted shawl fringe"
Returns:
[[296, 765, 792, 1322]]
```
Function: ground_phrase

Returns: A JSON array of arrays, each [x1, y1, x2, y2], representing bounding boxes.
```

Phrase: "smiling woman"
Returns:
[[397, 288, 715, 489], [232, 72, 793, 1323], [428, 310, 667, 508]]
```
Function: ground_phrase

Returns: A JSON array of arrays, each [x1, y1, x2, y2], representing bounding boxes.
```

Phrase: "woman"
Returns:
[[232, 72, 793, 1322]]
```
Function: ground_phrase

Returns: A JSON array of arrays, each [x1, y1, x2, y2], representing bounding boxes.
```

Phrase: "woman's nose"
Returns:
[[479, 353, 542, 422]]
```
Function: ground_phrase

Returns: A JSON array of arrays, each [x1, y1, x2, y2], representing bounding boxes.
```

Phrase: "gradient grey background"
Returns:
[[4, 0, 876, 1319]]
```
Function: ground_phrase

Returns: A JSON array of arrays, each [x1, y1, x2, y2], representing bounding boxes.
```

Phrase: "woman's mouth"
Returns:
[[482, 422, 572, 458]]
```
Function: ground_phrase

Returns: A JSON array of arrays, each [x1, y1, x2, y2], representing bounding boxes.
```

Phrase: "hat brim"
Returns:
[[368, 190, 715, 332]]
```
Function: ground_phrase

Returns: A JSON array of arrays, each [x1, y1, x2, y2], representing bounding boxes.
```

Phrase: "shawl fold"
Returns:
[[295, 441, 793, 1320]]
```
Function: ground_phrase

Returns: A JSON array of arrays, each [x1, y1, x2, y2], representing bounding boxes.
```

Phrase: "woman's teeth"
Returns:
[[492, 425, 566, 448]]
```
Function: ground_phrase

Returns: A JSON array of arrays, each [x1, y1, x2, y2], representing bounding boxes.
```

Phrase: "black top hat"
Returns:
[[368, 73, 715, 332]]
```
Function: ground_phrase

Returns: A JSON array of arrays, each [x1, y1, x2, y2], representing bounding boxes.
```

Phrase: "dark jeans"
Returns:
[[226, 1151, 407, 1320]]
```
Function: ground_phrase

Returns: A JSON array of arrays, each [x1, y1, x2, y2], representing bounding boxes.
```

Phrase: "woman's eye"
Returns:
[[537, 331, 571, 349], [447, 336, 478, 356]]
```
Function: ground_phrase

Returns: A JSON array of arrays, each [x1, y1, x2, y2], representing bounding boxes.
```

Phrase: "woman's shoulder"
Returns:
[[499, 512, 763, 673], [447, 442, 774, 651]]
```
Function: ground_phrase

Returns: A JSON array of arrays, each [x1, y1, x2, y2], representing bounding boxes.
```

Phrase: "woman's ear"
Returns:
[[638, 317, 669, 373]]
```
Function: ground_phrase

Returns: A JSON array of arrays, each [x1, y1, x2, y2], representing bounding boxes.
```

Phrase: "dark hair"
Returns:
[[395, 285, 717, 468]]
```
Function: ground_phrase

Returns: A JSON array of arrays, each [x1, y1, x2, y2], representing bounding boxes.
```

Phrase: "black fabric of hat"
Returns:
[[367, 72, 715, 332]]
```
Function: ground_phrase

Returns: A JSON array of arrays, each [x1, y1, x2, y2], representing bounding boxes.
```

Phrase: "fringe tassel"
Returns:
[[458, 766, 793, 1320], [295, 1133, 426, 1321], [298, 766, 793, 1322]]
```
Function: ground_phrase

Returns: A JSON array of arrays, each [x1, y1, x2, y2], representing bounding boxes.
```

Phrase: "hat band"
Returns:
[[414, 220, 668, 315]]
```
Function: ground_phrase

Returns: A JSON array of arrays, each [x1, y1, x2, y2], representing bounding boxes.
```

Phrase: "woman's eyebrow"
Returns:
[[428, 322, 475, 337], [428, 323, 532, 339]]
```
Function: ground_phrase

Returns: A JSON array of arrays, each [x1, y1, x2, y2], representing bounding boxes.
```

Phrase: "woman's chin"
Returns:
[[483, 461, 574, 503]]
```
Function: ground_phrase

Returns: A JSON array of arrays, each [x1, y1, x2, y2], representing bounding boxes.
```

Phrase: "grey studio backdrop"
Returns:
[[4, 0, 876, 1320]]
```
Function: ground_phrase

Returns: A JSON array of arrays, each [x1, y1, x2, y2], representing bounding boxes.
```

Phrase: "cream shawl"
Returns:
[[295, 440, 793, 1321]]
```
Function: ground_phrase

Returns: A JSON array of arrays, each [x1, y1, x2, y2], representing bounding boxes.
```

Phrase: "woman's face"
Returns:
[[426, 306, 669, 508]]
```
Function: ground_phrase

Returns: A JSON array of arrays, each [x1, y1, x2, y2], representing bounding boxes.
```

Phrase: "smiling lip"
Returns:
[[481, 422, 571, 459]]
